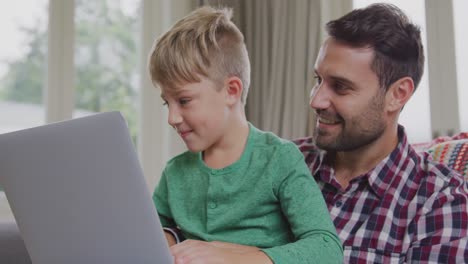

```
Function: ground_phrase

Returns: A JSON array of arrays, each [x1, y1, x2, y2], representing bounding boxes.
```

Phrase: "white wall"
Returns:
[[454, 0, 468, 132]]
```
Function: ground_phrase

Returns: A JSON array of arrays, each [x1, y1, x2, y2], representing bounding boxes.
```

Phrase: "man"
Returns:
[[294, 3, 468, 262]]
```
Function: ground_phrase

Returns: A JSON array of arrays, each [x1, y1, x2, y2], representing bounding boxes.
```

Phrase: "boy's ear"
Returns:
[[385, 76, 414, 113], [225, 76, 243, 105]]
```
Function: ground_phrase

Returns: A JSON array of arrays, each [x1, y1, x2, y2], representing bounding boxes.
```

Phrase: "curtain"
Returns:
[[243, 0, 320, 139]]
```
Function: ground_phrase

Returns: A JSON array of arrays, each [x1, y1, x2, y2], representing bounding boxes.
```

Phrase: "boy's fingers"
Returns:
[[171, 240, 204, 259]]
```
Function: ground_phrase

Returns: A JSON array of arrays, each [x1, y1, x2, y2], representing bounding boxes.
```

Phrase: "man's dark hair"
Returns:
[[326, 3, 424, 91]]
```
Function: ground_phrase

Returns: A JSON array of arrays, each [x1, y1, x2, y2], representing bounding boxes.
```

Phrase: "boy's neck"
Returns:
[[203, 117, 249, 169]]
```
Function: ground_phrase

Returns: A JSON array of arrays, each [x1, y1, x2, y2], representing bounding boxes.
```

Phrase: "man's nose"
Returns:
[[309, 83, 331, 110]]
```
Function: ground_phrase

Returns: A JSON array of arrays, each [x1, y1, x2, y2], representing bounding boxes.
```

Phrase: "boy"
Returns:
[[149, 6, 342, 264]]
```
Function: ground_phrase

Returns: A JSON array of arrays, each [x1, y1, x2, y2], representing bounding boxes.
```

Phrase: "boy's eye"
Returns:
[[313, 75, 322, 84], [179, 98, 191, 105], [162, 100, 168, 106]]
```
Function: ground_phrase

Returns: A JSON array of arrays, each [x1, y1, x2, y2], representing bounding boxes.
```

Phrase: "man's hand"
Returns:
[[170, 239, 273, 264]]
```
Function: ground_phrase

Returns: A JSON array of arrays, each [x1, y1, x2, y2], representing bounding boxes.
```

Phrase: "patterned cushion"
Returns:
[[427, 139, 468, 179], [412, 132, 468, 152]]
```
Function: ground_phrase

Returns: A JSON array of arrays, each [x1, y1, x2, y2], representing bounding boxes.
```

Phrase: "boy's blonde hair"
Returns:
[[148, 6, 251, 104]]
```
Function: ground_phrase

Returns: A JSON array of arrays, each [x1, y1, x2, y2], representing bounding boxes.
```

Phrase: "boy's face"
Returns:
[[161, 77, 230, 153]]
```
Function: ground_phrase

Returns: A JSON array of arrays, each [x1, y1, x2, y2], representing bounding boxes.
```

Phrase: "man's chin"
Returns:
[[314, 136, 338, 151], [316, 142, 337, 151]]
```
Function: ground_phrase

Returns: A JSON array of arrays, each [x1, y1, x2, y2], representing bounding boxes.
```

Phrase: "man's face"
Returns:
[[310, 38, 388, 152]]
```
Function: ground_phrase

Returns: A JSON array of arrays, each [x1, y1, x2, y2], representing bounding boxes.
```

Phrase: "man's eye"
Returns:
[[333, 83, 348, 93], [162, 100, 168, 106]]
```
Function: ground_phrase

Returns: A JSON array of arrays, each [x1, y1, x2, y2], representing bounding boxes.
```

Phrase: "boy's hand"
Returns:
[[164, 231, 177, 246], [170, 239, 273, 264], [208, 241, 259, 253]]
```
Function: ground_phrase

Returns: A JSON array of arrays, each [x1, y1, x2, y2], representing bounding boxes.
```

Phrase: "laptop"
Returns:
[[0, 112, 173, 264]]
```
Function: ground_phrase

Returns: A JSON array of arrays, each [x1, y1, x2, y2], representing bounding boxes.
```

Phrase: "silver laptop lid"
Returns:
[[0, 112, 173, 264]]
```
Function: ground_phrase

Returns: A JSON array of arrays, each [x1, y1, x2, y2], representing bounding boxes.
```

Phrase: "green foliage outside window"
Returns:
[[0, 0, 140, 142]]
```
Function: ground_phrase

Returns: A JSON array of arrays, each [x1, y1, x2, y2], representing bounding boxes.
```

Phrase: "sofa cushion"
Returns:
[[428, 139, 468, 179]]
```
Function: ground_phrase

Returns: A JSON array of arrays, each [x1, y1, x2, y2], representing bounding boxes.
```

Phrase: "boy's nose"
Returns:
[[168, 106, 183, 127], [309, 84, 331, 111]]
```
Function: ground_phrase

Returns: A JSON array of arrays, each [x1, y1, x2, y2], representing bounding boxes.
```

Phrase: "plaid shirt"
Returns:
[[294, 126, 468, 263]]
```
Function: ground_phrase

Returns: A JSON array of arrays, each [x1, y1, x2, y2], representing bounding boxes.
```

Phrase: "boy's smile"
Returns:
[[176, 128, 193, 139], [178, 130, 191, 137]]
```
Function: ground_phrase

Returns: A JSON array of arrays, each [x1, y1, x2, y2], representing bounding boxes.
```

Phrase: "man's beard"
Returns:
[[314, 93, 386, 152]]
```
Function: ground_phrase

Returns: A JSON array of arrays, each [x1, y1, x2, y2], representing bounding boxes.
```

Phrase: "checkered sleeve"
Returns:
[[405, 173, 468, 262]]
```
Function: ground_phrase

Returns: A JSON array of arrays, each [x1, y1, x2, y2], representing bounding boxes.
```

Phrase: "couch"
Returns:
[[0, 133, 466, 263]]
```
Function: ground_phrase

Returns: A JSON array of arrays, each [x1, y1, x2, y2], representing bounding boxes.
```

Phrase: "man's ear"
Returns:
[[385, 77, 414, 112], [225, 76, 243, 106]]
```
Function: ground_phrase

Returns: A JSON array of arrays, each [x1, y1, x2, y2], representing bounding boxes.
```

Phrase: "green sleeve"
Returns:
[[152, 169, 176, 228], [262, 144, 343, 264]]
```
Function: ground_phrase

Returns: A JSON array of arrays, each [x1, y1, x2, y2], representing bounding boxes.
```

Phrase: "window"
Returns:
[[0, 0, 186, 220], [0, 0, 48, 219], [73, 0, 141, 143], [353, 0, 432, 143], [0, 0, 48, 134]]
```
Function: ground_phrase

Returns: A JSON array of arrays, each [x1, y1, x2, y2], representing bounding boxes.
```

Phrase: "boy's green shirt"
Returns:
[[153, 124, 343, 263]]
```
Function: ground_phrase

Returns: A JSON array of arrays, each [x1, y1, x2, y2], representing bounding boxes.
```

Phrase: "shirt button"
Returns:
[[323, 236, 329, 243], [335, 200, 343, 207], [209, 202, 217, 209]]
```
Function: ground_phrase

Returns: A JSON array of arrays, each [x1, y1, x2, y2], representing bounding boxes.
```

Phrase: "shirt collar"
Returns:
[[312, 150, 341, 190], [366, 125, 411, 198], [313, 125, 411, 198]]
